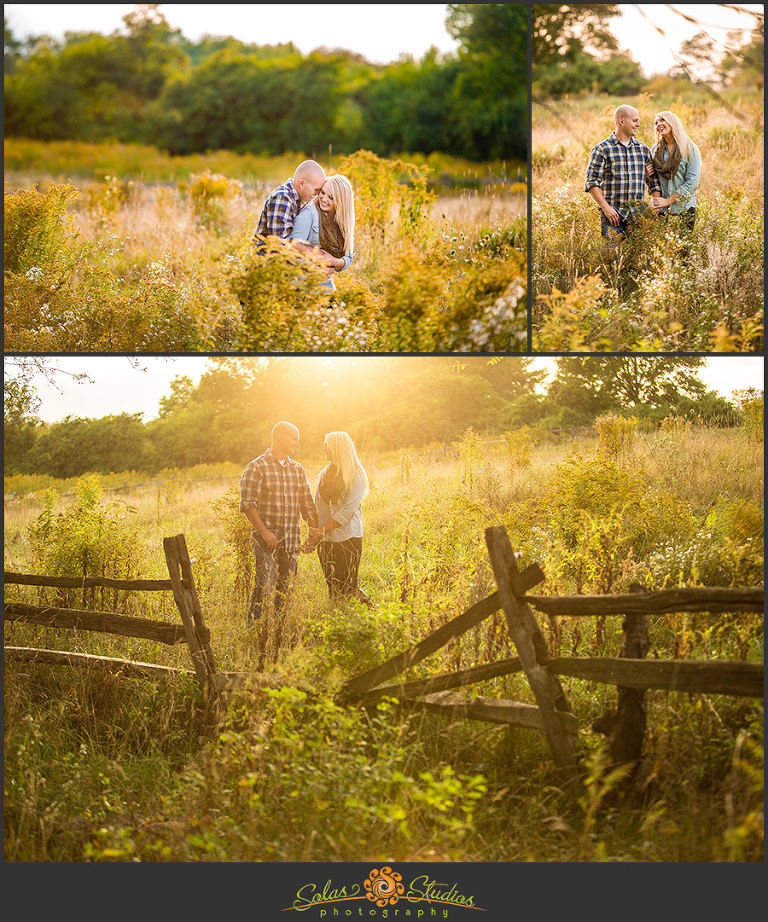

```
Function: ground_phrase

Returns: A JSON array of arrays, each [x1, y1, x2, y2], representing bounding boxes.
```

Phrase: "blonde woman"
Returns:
[[646, 110, 702, 232], [290, 173, 355, 290], [304, 431, 373, 607]]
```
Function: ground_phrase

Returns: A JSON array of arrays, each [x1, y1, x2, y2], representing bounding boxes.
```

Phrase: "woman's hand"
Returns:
[[317, 249, 344, 271], [651, 195, 670, 214], [645, 162, 656, 178]]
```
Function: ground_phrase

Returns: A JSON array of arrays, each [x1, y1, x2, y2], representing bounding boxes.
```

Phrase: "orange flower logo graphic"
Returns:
[[364, 867, 405, 907]]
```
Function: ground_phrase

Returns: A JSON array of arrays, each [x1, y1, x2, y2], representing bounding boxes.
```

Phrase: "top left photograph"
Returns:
[[4, 3, 528, 354]]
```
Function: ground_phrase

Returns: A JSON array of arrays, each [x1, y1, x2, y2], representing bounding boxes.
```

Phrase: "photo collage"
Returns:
[[3, 2, 765, 890]]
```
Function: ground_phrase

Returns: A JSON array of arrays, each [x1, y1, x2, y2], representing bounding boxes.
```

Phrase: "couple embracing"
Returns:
[[255, 160, 355, 290], [585, 104, 701, 256]]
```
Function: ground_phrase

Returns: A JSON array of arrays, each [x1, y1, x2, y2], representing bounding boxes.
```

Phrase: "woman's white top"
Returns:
[[314, 469, 365, 542]]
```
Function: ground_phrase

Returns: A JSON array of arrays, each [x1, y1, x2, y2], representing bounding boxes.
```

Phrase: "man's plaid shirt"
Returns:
[[255, 179, 301, 239], [239, 449, 317, 556], [585, 133, 661, 218]]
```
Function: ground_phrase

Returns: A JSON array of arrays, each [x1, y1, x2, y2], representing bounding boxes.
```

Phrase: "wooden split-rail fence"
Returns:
[[4, 534, 281, 706], [4, 527, 764, 777], [337, 526, 764, 778]]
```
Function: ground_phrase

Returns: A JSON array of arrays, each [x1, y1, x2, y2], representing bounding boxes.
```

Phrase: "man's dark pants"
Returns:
[[248, 540, 298, 622]]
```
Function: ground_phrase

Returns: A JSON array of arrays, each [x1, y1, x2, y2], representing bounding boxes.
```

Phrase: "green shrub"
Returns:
[[27, 475, 145, 609]]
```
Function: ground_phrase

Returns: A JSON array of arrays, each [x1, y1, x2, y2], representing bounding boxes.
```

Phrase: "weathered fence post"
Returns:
[[609, 585, 650, 768], [163, 534, 218, 702], [484, 526, 578, 775]]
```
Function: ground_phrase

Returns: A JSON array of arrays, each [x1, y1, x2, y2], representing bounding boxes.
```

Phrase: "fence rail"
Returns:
[[4, 534, 220, 704], [340, 526, 764, 776]]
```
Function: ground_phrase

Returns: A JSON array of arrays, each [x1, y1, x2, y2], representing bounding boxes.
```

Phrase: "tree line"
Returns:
[[532, 3, 763, 98], [3, 4, 526, 162], [4, 357, 747, 480]]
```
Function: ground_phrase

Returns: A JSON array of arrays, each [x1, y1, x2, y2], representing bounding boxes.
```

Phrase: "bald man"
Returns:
[[255, 159, 327, 244], [585, 105, 662, 251], [239, 421, 318, 623]]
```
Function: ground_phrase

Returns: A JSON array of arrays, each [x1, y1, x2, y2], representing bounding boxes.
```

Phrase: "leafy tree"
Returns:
[[4, 378, 41, 474], [154, 49, 343, 155], [446, 3, 527, 160], [721, 17, 764, 90], [546, 356, 708, 423], [4, 6, 187, 141], [4, 16, 24, 74], [532, 4, 643, 98], [4, 3, 527, 161], [532, 4, 621, 64], [28, 413, 150, 479], [359, 51, 461, 157]]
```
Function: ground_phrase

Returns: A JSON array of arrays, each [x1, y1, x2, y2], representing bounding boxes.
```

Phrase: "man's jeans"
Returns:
[[248, 542, 298, 622], [600, 201, 652, 253]]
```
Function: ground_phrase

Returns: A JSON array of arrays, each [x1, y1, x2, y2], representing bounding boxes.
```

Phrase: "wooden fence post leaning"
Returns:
[[484, 526, 578, 776], [163, 534, 219, 703]]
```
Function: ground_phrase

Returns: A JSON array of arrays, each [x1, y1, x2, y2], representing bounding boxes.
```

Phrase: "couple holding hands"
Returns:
[[585, 105, 702, 253], [239, 422, 373, 626]]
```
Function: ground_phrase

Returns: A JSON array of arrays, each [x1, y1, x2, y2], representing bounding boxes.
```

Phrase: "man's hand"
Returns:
[[650, 195, 669, 214], [602, 204, 621, 226], [260, 529, 279, 550]]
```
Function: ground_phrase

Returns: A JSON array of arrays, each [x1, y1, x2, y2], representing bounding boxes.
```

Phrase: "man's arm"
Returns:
[[299, 471, 318, 530], [244, 506, 278, 550], [240, 463, 278, 550], [588, 185, 621, 227], [585, 145, 621, 226], [262, 190, 297, 239]]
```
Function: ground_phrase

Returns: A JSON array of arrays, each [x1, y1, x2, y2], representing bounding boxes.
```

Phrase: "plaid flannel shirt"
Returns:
[[239, 449, 317, 556], [585, 133, 661, 219], [255, 179, 301, 240]]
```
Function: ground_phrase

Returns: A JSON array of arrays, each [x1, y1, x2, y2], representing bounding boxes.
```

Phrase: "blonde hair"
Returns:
[[654, 111, 697, 160], [324, 174, 355, 256], [324, 431, 368, 497]]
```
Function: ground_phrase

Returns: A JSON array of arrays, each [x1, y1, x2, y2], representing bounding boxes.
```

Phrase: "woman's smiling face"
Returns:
[[318, 181, 336, 214], [655, 115, 672, 139]]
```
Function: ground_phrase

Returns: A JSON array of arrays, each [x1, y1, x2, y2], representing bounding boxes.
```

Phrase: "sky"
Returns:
[[3, 3, 458, 64], [6, 355, 765, 424], [6, 4, 764, 76], [603, 4, 764, 79]]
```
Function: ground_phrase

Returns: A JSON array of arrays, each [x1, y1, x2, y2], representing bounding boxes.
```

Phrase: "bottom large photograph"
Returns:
[[3, 353, 764, 867]]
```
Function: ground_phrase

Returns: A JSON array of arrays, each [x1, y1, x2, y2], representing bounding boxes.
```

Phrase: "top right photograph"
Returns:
[[531, 3, 764, 354]]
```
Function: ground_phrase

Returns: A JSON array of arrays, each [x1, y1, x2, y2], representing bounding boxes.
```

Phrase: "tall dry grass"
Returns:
[[4, 422, 763, 862]]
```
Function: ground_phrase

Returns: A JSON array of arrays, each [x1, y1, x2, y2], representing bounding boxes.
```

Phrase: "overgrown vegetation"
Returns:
[[4, 148, 526, 352], [4, 419, 763, 862]]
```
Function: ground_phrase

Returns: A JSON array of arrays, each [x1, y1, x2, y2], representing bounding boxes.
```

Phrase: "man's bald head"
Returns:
[[613, 105, 640, 141], [271, 421, 300, 460], [614, 105, 638, 125], [293, 160, 326, 203]]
